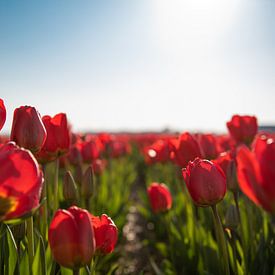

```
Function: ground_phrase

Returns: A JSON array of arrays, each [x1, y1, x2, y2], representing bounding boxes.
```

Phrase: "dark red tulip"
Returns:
[[48, 206, 95, 269], [0, 142, 43, 221], [0, 99, 6, 131], [213, 151, 238, 192], [182, 158, 226, 207], [171, 132, 202, 168], [81, 139, 101, 163], [147, 182, 172, 213], [10, 106, 47, 153], [90, 214, 118, 254], [92, 159, 107, 175], [236, 135, 275, 213], [197, 134, 219, 160], [36, 113, 71, 162], [227, 115, 258, 145]]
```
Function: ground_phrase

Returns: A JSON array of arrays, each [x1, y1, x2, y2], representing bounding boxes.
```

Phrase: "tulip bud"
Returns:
[[74, 164, 83, 186], [10, 106, 47, 153], [147, 182, 172, 213], [90, 214, 118, 254], [48, 206, 95, 269], [11, 222, 26, 242], [63, 171, 78, 204], [81, 166, 95, 199], [0, 98, 6, 131], [182, 158, 226, 207], [224, 205, 239, 231]]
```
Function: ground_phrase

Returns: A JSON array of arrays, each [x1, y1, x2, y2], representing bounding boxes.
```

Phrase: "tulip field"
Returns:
[[0, 99, 274, 275]]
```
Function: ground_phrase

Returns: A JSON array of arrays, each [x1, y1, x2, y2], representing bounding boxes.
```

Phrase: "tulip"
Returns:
[[213, 151, 238, 192], [147, 183, 172, 213], [226, 115, 258, 145], [63, 171, 78, 204], [0, 142, 43, 221], [171, 132, 202, 168], [48, 206, 95, 269], [81, 140, 100, 163], [36, 113, 71, 163], [90, 214, 118, 254], [197, 133, 219, 160], [0, 98, 6, 131], [10, 106, 47, 153], [182, 158, 226, 207], [236, 135, 275, 213]]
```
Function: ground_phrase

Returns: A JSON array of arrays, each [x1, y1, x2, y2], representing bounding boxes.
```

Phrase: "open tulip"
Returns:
[[0, 99, 6, 131], [147, 182, 172, 213], [236, 135, 275, 213], [91, 214, 118, 254], [226, 115, 258, 145], [49, 206, 95, 269], [10, 106, 47, 153], [0, 142, 43, 221], [36, 113, 71, 162], [182, 158, 226, 207]]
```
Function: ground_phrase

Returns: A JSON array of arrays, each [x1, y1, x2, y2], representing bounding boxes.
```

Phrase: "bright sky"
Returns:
[[0, 0, 274, 133]]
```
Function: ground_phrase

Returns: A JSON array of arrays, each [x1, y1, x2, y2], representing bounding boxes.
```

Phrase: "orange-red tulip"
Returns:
[[0, 142, 43, 221], [49, 206, 95, 269]]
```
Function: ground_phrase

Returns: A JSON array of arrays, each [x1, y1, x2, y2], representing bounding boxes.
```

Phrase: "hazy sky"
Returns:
[[0, 0, 274, 133]]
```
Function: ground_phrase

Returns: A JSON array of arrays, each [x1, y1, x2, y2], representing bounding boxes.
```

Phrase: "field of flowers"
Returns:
[[0, 98, 274, 275]]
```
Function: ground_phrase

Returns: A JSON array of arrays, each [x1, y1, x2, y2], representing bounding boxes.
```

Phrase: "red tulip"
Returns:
[[226, 115, 258, 145], [90, 214, 118, 254], [147, 183, 172, 213], [171, 132, 202, 168], [49, 206, 95, 269], [236, 135, 275, 213], [92, 159, 107, 175], [213, 151, 238, 192], [10, 106, 47, 153], [81, 140, 101, 163], [182, 158, 226, 206], [197, 134, 219, 160], [36, 113, 71, 162], [0, 99, 6, 131], [0, 142, 43, 221]]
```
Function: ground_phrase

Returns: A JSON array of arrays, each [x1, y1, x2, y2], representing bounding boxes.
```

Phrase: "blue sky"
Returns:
[[0, 0, 274, 133]]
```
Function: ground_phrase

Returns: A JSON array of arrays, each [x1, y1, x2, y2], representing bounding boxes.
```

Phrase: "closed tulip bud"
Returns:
[[224, 205, 239, 231], [147, 183, 172, 213], [227, 115, 258, 145], [11, 222, 26, 242], [48, 206, 95, 269], [10, 106, 47, 153], [74, 164, 83, 186], [182, 158, 226, 207], [63, 171, 78, 204], [0, 99, 6, 131], [81, 166, 95, 199], [90, 214, 118, 254]]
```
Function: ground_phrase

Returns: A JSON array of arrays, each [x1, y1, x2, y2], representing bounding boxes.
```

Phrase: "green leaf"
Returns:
[[5, 225, 18, 275]]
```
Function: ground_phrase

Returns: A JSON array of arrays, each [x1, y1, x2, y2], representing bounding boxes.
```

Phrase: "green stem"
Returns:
[[233, 191, 247, 273], [232, 232, 238, 275], [53, 158, 60, 212], [26, 217, 34, 274], [211, 205, 230, 275], [41, 164, 48, 240]]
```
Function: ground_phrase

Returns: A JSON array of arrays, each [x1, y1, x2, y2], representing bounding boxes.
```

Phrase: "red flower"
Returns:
[[36, 113, 71, 162], [0, 99, 6, 131], [91, 214, 118, 254], [0, 142, 43, 221], [236, 135, 275, 213], [213, 151, 238, 192], [81, 139, 101, 163], [147, 183, 172, 213], [226, 115, 258, 145], [144, 139, 172, 164], [182, 158, 226, 207], [171, 132, 202, 167], [49, 206, 95, 269], [10, 106, 47, 153], [197, 134, 219, 160], [92, 159, 107, 175]]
